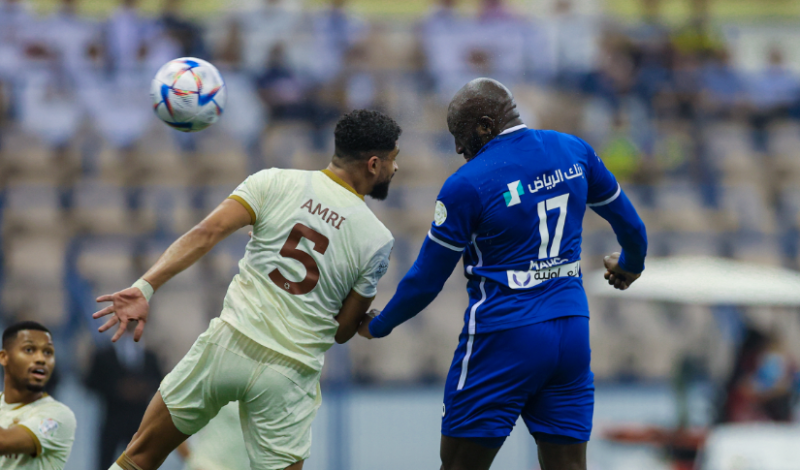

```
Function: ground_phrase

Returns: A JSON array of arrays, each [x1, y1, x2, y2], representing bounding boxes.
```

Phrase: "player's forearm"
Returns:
[[142, 223, 226, 290], [0, 427, 37, 456], [591, 190, 648, 273], [369, 238, 461, 338]]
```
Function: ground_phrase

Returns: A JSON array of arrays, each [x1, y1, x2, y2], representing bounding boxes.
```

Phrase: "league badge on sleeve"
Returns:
[[434, 201, 448, 226], [39, 418, 59, 437]]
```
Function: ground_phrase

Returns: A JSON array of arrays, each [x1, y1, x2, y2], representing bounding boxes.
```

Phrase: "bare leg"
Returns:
[[536, 440, 587, 470], [439, 435, 501, 470], [123, 392, 190, 470]]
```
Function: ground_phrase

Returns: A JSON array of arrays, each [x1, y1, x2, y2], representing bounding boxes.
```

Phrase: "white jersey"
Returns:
[[223, 169, 393, 385], [0, 394, 76, 470]]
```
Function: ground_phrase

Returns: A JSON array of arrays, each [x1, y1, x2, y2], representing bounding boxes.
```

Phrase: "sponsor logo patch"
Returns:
[[502, 181, 524, 207]]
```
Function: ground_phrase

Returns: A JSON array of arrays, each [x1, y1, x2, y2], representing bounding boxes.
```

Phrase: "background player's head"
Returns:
[[447, 78, 522, 160], [0, 321, 55, 393], [332, 109, 402, 200]]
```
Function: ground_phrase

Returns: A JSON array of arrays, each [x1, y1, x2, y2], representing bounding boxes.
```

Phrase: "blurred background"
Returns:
[[2, 0, 800, 468]]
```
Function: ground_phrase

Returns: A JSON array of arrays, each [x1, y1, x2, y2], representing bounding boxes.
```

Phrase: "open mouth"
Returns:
[[30, 368, 47, 380]]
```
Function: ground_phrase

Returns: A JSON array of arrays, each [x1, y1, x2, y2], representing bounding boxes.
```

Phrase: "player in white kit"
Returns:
[[0, 321, 76, 470], [93, 110, 401, 470]]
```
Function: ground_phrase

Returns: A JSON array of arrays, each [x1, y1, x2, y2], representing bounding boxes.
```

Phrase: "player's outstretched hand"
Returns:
[[92, 287, 150, 342], [603, 252, 641, 291], [357, 309, 379, 339]]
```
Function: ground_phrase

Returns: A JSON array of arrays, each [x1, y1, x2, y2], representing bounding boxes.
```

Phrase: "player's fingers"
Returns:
[[92, 304, 116, 319], [111, 319, 128, 342], [98, 315, 119, 333], [96, 294, 114, 303], [604, 271, 611, 280], [133, 320, 146, 342]]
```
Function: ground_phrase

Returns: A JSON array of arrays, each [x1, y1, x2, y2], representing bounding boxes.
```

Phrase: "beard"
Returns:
[[368, 177, 393, 200], [26, 383, 45, 392]]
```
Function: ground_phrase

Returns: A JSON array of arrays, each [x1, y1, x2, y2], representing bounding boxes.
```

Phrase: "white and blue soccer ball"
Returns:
[[150, 57, 227, 132]]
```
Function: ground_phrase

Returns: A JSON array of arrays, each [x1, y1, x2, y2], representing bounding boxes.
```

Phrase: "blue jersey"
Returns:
[[427, 126, 621, 334]]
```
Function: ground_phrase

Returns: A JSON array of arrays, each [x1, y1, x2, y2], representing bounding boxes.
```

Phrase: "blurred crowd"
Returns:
[[1, 0, 800, 400]]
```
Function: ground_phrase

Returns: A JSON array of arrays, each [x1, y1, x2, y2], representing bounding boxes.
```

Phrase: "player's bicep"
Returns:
[[229, 169, 278, 225], [585, 149, 620, 206], [334, 290, 374, 344], [0, 425, 39, 456], [198, 199, 252, 239], [428, 175, 481, 250]]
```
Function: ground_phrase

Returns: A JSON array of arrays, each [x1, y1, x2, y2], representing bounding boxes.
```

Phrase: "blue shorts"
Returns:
[[442, 316, 594, 445]]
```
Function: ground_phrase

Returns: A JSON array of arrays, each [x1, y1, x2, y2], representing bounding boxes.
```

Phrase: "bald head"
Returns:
[[447, 78, 523, 160]]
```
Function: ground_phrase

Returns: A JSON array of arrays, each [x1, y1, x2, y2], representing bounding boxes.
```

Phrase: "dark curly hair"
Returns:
[[334, 109, 402, 162], [3, 321, 51, 349]]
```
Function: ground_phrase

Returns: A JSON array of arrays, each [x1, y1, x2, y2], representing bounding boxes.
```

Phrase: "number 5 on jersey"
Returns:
[[269, 223, 329, 295]]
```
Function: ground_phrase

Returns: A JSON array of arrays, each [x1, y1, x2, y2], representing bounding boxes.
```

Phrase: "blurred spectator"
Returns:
[[85, 330, 163, 470], [585, 34, 636, 111], [417, 0, 469, 97], [103, 0, 155, 74], [478, 0, 516, 22], [628, 0, 673, 109], [0, 0, 36, 122], [718, 327, 797, 423], [236, 0, 302, 74], [671, 0, 724, 61], [747, 46, 799, 151], [256, 42, 314, 122], [310, 0, 366, 83], [547, 0, 600, 90], [600, 113, 643, 183], [256, 42, 339, 150], [699, 49, 745, 118], [159, 0, 208, 60]]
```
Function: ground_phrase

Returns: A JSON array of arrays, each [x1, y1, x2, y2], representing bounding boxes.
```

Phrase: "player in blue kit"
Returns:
[[358, 78, 648, 470]]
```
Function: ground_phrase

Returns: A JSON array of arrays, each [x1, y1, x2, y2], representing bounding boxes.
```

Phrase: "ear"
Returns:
[[0, 349, 7, 368], [477, 116, 495, 136], [366, 155, 381, 176]]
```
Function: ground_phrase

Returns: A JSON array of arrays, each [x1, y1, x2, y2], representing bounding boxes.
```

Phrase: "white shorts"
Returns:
[[160, 318, 322, 470]]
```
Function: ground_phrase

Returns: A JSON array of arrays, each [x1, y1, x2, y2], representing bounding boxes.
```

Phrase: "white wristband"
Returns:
[[132, 279, 154, 302]]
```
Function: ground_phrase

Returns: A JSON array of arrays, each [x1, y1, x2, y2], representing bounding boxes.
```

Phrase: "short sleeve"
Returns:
[[585, 143, 621, 207], [16, 404, 76, 458], [353, 239, 394, 298], [228, 169, 278, 225], [428, 174, 481, 251]]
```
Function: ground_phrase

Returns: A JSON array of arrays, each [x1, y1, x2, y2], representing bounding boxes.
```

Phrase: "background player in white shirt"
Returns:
[[93, 109, 402, 470], [0, 321, 77, 470]]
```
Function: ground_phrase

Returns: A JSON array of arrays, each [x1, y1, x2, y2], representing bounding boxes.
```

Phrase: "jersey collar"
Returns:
[[321, 169, 365, 201], [498, 124, 528, 136], [473, 124, 529, 160]]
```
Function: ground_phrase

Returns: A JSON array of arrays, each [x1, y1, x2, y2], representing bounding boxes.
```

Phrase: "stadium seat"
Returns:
[[719, 184, 776, 234], [73, 180, 138, 234], [140, 184, 199, 235], [3, 182, 63, 232], [76, 237, 137, 288], [653, 182, 714, 232]]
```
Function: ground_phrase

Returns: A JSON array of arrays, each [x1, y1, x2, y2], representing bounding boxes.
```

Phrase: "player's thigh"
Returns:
[[523, 316, 594, 445], [239, 366, 321, 470], [440, 435, 501, 470], [536, 440, 587, 470], [160, 318, 256, 436]]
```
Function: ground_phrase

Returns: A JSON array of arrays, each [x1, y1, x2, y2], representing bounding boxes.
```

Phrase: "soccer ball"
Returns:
[[150, 57, 227, 133]]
